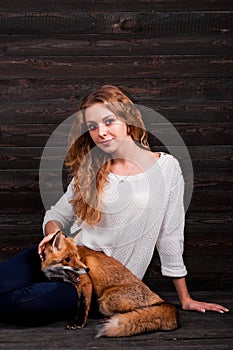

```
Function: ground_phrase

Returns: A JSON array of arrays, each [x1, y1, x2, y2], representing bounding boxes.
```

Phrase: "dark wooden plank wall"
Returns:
[[0, 0, 232, 291]]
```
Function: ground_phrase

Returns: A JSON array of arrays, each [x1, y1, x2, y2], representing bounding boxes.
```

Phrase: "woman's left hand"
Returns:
[[181, 297, 229, 314]]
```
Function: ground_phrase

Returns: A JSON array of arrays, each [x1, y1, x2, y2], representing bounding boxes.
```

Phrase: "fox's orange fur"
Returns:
[[41, 232, 178, 337]]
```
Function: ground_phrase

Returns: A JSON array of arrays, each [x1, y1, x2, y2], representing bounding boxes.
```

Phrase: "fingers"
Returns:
[[38, 241, 46, 260], [183, 299, 229, 314], [38, 252, 44, 261], [38, 233, 56, 260], [199, 303, 229, 314], [38, 238, 47, 256]]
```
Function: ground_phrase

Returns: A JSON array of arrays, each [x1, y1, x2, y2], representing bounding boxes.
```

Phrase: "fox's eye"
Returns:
[[64, 257, 71, 262]]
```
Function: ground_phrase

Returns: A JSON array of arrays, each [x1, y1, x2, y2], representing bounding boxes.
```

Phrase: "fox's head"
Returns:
[[41, 231, 90, 284]]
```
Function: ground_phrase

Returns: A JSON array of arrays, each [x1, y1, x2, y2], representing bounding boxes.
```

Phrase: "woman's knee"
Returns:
[[0, 244, 45, 294], [0, 281, 78, 325]]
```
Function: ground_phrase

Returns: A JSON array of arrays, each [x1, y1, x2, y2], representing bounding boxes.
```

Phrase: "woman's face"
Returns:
[[85, 103, 132, 154]]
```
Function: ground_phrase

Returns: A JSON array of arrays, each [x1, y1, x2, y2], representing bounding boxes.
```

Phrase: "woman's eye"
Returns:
[[88, 123, 97, 131], [64, 257, 71, 262], [105, 118, 115, 126]]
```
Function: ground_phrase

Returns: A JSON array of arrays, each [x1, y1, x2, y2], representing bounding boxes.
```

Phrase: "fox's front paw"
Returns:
[[66, 322, 84, 330]]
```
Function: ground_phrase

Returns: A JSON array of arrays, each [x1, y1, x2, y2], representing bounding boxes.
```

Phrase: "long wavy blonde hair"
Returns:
[[65, 85, 150, 226]]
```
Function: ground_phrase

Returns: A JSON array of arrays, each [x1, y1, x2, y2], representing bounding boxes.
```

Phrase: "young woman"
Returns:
[[0, 85, 228, 325]]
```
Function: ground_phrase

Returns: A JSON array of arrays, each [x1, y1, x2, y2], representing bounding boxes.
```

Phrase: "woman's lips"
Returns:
[[99, 139, 113, 147]]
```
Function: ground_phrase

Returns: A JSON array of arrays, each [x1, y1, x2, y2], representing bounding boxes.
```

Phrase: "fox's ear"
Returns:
[[52, 231, 65, 253]]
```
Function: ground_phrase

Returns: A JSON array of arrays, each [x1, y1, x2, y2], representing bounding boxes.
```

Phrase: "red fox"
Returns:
[[41, 231, 178, 337]]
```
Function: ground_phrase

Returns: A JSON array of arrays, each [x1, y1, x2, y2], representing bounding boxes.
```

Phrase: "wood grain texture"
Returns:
[[0, 11, 232, 35], [0, 56, 232, 79], [1, 78, 233, 103], [1, 0, 233, 11], [1, 34, 232, 56], [0, 100, 232, 125]]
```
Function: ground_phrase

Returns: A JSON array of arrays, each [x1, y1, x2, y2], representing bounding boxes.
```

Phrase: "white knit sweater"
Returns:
[[43, 152, 187, 279]]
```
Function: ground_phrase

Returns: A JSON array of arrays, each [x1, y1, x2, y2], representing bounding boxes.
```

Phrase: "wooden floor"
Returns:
[[0, 290, 232, 350]]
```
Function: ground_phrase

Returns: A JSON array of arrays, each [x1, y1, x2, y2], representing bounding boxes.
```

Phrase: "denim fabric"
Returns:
[[0, 244, 78, 325]]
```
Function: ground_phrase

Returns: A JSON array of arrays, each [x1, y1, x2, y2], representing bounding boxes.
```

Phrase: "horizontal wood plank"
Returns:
[[0, 100, 232, 125], [0, 12, 232, 35], [0, 213, 44, 232], [1, 34, 232, 57], [0, 0, 233, 11], [1, 78, 233, 103], [0, 56, 232, 79], [185, 212, 233, 234], [184, 233, 233, 256]]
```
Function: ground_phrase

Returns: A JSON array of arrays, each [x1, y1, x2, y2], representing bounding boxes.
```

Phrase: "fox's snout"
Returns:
[[73, 257, 89, 272], [74, 266, 90, 275]]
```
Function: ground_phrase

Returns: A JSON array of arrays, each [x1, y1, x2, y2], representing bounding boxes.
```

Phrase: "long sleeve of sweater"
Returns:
[[42, 179, 77, 235], [156, 159, 187, 277]]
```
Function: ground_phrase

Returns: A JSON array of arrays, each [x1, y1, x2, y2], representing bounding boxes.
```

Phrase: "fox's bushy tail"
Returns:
[[96, 302, 178, 338]]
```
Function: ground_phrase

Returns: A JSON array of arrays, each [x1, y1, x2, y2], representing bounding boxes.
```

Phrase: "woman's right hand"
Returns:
[[38, 232, 59, 260]]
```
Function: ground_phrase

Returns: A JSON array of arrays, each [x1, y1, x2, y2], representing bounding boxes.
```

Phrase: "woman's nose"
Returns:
[[98, 123, 107, 136]]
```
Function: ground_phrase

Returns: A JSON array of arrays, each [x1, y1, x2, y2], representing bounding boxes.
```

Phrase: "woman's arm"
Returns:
[[42, 179, 77, 235], [38, 179, 77, 258], [44, 220, 62, 236], [172, 277, 229, 313]]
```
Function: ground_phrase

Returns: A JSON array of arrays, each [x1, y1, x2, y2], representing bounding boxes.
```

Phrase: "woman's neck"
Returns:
[[111, 140, 142, 164], [110, 141, 156, 176]]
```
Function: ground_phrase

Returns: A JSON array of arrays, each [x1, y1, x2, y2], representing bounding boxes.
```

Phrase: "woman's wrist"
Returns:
[[44, 221, 62, 236], [172, 277, 191, 305], [45, 229, 61, 237]]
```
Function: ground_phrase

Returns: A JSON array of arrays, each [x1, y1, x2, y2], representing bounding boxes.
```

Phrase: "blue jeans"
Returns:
[[0, 244, 78, 325]]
